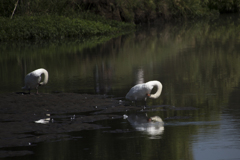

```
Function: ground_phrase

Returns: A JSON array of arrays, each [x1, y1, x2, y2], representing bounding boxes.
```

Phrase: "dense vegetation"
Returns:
[[1, 0, 240, 19], [1, 0, 240, 40]]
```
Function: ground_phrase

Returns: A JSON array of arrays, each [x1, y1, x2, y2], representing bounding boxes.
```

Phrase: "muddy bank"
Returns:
[[0, 93, 139, 155], [0, 92, 197, 158]]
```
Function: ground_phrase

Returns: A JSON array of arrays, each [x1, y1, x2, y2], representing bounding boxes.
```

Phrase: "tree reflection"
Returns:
[[94, 63, 113, 94]]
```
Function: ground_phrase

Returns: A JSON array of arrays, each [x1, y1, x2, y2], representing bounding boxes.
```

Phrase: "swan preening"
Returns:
[[22, 68, 48, 94], [125, 80, 162, 104]]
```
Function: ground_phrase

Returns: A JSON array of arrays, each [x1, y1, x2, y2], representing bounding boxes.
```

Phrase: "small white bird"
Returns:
[[22, 68, 49, 94], [125, 80, 162, 105]]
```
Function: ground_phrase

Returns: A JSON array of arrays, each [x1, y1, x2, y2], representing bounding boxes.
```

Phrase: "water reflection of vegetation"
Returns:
[[1, 15, 240, 105]]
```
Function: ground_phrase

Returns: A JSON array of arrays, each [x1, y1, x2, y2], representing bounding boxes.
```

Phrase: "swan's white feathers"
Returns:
[[126, 83, 153, 101], [22, 68, 48, 92], [150, 116, 163, 123], [125, 80, 162, 101]]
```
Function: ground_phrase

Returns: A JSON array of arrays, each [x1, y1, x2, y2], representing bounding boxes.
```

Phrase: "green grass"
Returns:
[[1, 0, 240, 40], [0, 15, 135, 40]]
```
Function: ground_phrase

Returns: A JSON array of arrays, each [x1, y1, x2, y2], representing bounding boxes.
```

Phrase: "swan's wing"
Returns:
[[126, 84, 151, 101], [24, 72, 41, 89]]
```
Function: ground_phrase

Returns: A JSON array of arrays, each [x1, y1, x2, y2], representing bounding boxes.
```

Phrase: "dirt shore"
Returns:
[[0, 92, 198, 158], [0, 93, 138, 155]]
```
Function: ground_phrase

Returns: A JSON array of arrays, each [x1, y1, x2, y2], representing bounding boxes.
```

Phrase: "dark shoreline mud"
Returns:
[[0, 93, 197, 158], [0, 93, 139, 157]]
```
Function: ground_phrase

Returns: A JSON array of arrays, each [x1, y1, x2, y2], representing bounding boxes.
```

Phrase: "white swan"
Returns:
[[125, 80, 162, 103], [22, 68, 48, 94]]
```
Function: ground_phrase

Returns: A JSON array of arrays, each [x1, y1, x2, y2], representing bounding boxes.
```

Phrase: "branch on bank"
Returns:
[[11, 0, 20, 19]]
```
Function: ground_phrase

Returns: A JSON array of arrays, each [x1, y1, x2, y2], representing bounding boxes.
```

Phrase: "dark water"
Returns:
[[1, 14, 240, 160]]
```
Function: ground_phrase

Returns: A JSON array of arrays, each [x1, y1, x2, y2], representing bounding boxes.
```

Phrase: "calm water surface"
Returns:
[[1, 15, 240, 160]]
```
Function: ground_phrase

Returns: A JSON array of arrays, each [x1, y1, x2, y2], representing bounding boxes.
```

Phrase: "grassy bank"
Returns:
[[1, 0, 240, 40], [0, 14, 135, 41]]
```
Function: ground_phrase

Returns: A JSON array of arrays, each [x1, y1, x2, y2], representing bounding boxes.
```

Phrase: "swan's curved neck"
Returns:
[[147, 81, 162, 99], [39, 69, 48, 85]]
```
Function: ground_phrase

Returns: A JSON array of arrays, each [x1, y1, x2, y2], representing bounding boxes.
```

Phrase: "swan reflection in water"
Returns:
[[126, 113, 164, 137]]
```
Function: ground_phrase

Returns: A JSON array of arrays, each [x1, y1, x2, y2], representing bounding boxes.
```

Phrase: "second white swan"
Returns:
[[125, 80, 162, 104], [22, 68, 49, 94]]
